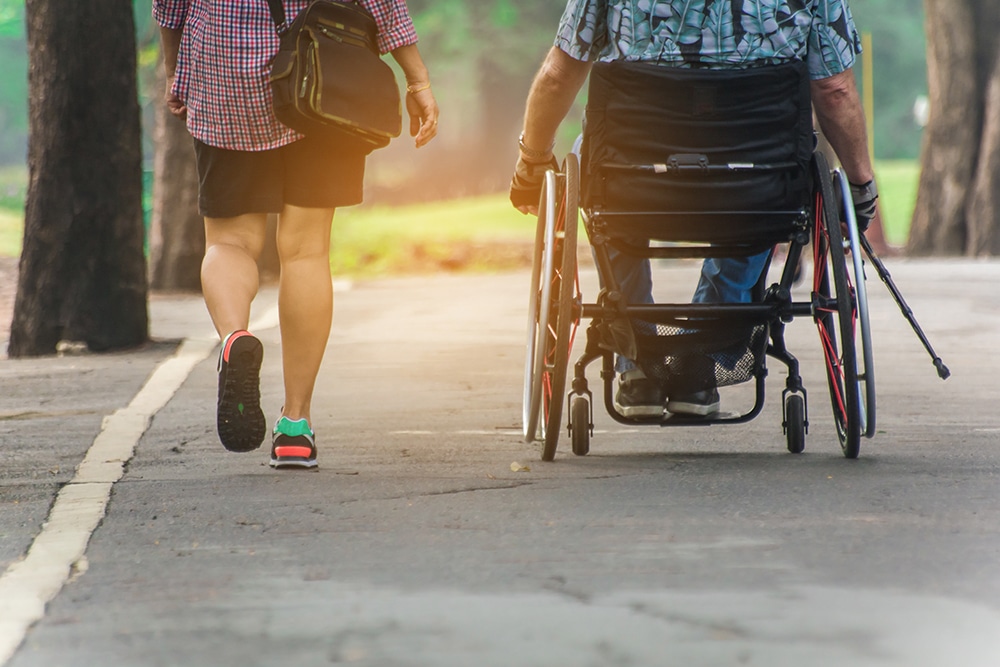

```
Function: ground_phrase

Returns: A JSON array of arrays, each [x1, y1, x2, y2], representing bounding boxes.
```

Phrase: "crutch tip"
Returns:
[[934, 358, 951, 380]]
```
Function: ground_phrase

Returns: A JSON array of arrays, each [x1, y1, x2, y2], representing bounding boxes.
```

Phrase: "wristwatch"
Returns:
[[849, 179, 878, 202], [518, 132, 555, 162]]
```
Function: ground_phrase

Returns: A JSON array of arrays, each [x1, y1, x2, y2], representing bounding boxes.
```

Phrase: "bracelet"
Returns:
[[406, 82, 431, 94], [518, 132, 555, 162]]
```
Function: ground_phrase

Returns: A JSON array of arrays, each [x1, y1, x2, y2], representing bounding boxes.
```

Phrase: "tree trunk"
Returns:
[[9, 0, 147, 356], [965, 28, 1000, 255], [148, 57, 204, 292], [909, 0, 1000, 256]]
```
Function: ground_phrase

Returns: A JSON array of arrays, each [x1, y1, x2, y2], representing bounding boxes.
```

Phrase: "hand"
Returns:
[[510, 155, 558, 215], [164, 75, 187, 120], [405, 86, 438, 149], [849, 179, 878, 232]]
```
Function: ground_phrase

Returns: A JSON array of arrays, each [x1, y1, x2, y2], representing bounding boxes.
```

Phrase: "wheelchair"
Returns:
[[522, 60, 878, 461]]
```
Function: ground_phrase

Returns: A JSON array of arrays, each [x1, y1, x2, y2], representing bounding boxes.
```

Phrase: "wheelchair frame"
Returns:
[[523, 150, 876, 461]]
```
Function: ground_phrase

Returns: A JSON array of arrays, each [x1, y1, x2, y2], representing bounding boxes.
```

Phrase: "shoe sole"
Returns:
[[217, 335, 266, 452], [666, 400, 721, 417], [613, 400, 665, 418], [269, 457, 318, 469]]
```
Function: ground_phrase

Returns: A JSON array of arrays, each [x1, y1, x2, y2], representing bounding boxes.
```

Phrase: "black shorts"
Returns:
[[193, 136, 367, 218]]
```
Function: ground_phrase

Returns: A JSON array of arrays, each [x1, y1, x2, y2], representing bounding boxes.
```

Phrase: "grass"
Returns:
[[330, 193, 536, 276], [0, 164, 26, 257], [0, 160, 923, 266], [0, 208, 21, 256], [874, 160, 920, 246]]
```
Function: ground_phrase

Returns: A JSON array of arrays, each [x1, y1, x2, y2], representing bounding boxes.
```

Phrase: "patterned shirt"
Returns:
[[153, 0, 418, 151], [554, 0, 861, 80]]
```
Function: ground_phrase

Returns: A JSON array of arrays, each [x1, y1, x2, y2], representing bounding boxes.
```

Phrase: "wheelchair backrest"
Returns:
[[582, 60, 814, 245]]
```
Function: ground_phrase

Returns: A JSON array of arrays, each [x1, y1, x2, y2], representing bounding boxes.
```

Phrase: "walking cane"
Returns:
[[859, 235, 951, 380]]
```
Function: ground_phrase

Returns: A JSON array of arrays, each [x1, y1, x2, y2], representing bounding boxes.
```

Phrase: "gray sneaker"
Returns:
[[667, 388, 721, 417], [614, 371, 666, 418]]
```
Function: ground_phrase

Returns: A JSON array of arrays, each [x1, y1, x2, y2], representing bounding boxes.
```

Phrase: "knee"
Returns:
[[204, 215, 267, 261], [276, 233, 330, 264], [206, 237, 265, 263], [275, 209, 334, 263]]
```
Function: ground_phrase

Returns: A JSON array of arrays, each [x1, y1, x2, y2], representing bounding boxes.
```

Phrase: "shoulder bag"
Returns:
[[265, 0, 402, 152]]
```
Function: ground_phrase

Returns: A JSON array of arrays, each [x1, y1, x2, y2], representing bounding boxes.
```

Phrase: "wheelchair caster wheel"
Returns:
[[570, 395, 591, 456], [784, 393, 806, 454]]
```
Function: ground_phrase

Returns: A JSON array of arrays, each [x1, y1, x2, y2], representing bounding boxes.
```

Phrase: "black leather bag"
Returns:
[[265, 0, 402, 152]]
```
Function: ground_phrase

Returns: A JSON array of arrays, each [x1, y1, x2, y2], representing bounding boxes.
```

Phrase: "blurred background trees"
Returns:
[[0, 0, 932, 201], [1, 0, 997, 356], [908, 0, 1000, 256]]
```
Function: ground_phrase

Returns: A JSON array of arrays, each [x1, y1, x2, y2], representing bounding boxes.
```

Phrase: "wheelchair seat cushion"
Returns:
[[582, 60, 814, 243]]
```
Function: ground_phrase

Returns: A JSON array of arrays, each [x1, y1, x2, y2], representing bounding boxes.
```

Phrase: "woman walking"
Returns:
[[154, 0, 439, 469]]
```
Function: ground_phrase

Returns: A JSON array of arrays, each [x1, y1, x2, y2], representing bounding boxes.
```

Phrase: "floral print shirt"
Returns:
[[554, 0, 861, 80]]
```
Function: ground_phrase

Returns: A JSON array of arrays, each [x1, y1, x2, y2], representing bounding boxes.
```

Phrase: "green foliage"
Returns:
[[0, 1, 26, 164], [0, 0, 24, 37], [850, 0, 928, 159]]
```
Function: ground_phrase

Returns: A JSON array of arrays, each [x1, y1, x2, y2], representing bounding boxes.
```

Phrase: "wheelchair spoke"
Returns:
[[812, 154, 863, 457]]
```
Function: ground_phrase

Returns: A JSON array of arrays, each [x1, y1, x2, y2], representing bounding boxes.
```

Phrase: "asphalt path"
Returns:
[[1, 259, 1000, 666]]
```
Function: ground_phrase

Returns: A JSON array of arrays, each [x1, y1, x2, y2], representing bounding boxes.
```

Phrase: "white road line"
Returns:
[[388, 429, 645, 436], [0, 299, 282, 665], [0, 296, 284, 664]]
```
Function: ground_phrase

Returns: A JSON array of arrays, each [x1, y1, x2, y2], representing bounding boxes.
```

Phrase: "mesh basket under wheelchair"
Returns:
[[632, 315, 770, 396]]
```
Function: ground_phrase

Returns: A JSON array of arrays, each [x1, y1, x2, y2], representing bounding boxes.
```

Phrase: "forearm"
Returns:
[[390, 43, 430, 89], [159, 27, 183, 78], [520, 47, 592, 156], [811, 70, 875, 185]]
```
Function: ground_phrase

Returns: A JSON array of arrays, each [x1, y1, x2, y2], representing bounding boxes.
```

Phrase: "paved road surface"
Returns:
[[1, 260, 999, 666]]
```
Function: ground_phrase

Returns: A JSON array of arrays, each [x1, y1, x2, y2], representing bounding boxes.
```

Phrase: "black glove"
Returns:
[[849, 179, 878, 232], [510, 155, 559, 210]]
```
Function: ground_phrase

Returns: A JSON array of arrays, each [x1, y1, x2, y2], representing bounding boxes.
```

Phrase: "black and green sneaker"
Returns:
[[216, 330, 266, 452], [270, 417, 317, 469]]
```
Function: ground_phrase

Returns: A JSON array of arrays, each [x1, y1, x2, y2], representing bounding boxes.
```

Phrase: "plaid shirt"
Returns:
[[153, 0, 418, 151]]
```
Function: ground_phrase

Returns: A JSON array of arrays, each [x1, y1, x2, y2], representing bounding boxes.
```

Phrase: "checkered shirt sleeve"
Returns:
[[152, 0, 418, 151]]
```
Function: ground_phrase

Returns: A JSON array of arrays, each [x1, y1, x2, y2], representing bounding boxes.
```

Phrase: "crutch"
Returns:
[[859, 235, 951, 380]]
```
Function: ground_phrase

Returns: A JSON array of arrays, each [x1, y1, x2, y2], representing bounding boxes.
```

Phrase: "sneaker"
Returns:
[[613, 370, 666, 418], [667, 388, 721, 417], [216, 330, 266, 452], [270, 417, 318, 469]]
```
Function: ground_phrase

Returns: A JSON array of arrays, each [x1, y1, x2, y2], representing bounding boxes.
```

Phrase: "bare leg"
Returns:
[[202, 214, 268, 337], [275, 204, 336, 425]]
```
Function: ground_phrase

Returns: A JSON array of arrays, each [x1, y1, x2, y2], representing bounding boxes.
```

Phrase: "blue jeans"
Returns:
[[571, 134, 770, 375], [610, 250, 771, 374]]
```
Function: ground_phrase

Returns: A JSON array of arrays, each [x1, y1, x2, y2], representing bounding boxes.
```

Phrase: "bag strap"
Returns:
[[265, 1, 369, 36], [264, 0, 286, 33]]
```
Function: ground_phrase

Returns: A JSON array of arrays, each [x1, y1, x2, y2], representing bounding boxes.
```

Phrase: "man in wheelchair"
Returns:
[[511, 0, 882, 419]]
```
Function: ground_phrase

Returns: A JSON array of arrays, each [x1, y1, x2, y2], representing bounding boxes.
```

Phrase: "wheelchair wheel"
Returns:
[[784, 393, 806, 454], [523, 155, 580, 460], [522, 172, 554, 442], [570, 394, 591, 457], [812, 153, 863, 458], [834, 169, 877, 438]]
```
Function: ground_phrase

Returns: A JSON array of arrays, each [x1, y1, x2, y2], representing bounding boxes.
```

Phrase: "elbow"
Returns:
[[811, 70, 857, 110], [536, 47, 591, 94]]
